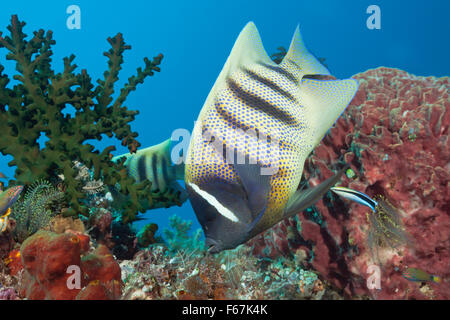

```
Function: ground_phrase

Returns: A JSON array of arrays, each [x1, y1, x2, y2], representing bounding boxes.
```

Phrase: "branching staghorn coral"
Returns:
[[0, 15, 173, 222], [11, 180, 64, 242]]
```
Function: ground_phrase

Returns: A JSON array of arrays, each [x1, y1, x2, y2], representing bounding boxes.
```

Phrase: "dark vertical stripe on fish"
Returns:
[[126, 159, 131, 176], [137, 156, 147, 183], [242, 68, 297, 102], [226, 78, 298, 126], [214, 99, 251, 132], [151, 154, 159, 191]]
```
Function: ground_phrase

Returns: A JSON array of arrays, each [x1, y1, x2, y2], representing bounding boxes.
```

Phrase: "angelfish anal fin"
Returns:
[[233, 152, 272, 219], [284, 165, 349, 218]]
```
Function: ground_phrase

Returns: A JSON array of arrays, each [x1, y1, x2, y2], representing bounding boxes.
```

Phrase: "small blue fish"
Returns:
[[330, 186, 378, 212], [331, 186, 409, 262]]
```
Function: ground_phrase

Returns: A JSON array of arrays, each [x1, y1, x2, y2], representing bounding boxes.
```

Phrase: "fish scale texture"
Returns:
[[187, 64, 308, 216], [248, 67, 450, 300]]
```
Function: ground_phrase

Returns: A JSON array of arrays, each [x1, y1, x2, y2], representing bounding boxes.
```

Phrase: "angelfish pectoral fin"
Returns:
[[330, 186, 377, 212], [246, 206, 266, 234], [284, 165, 348, 218]]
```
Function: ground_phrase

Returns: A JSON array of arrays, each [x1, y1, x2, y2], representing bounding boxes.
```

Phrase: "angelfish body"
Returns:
[[185, 22, 358, 252]]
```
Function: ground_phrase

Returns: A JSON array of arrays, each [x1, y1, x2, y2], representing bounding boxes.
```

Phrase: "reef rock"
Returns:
[[249, 67, 449, 300], [19, 230, 122, 300]]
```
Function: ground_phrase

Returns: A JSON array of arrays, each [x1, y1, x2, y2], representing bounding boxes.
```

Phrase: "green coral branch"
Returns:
[[0, 15, 166, 222]]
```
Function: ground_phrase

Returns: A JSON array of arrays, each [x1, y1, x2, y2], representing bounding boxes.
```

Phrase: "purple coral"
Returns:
[[0, 287, 18, 300]]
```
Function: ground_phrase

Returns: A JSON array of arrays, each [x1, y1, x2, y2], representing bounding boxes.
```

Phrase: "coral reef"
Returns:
[[4, 248, 22, 276], [0, 261, 19, 299], [19, 230, 122, 300], [137, 223, 161, 248], [0, 218, 16, 259], [120, 215, 334, 300], [163, 215, 204, 253], [46, 215, 85, 234], [109, 218, 139, 260], [0, 16, 446, 301], [0, 15, 168, 222], [0, 205, 343, 301], [11, 180, 63, 242], [83, 186, 139, 260], [121, 244, 332, 300], [0, 287, 18, 300], [248, 67, 449, 300]]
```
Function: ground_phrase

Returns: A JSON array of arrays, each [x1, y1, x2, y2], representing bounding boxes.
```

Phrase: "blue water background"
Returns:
[[0, 0, 449, 237]]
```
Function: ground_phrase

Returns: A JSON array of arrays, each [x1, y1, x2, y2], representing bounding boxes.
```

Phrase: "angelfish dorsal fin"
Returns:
[[284, 166, 348, 218], [197, 22, 275, 122], [221, 22, 274, 76], [279, 25, 331, 77]]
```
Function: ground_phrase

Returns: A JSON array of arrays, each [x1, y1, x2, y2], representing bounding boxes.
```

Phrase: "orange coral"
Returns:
[[19, 230, 122, 300], [4, 249, 22, 276]]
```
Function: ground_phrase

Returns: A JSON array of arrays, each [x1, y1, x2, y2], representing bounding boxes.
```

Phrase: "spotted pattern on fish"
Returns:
[[185, 22, 358, 235], [186, 62, 313, 229]]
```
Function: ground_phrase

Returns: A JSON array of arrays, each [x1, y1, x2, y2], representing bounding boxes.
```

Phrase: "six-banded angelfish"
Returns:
[[0, 185, 23, 233], [402, 267, 441, 283], [112, 138, 188, 208], [184, 22, 358, 253]]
